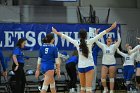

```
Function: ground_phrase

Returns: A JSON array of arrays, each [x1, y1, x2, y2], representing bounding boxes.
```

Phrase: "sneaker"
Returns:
[[69, 88, 76, 93], [110, 90, 113, 93], [103, 89, 108, 93], [127, 91, 131, 93], [71, 88, 76, 92]]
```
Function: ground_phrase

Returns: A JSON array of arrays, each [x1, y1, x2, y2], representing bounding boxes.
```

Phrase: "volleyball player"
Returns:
[[52, 22, 117, 93], [35, 33, 61, 93], [127, 38, 140, 90], [117, 45, 137, 92], [96, 27, 121, 93]]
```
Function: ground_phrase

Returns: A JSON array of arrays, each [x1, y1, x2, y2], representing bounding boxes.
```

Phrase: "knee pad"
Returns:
[[136, 76, 140, 84], [81, 86, 86, 91], [101, 78, 106, 82], [50, 82, 55, 88], [42, 85, 48, 91], [86, 87, 92, 92], [110, 78, 114, 83]]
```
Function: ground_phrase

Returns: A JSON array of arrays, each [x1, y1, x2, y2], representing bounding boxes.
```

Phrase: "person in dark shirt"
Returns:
[[12, 38, 27, 93], [65, 50, 78, 92]]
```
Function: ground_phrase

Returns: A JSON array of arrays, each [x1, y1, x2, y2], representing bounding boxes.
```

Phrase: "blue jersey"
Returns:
[[39, 43, 58, 72], [66, 56, 78, 64], [92, 45, 100, 66], [12, 47, 24, 63], [0, 50, 6, 71]]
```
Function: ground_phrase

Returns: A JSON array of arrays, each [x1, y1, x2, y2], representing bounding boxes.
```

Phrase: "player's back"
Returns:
[[39, 44, 58, 65]]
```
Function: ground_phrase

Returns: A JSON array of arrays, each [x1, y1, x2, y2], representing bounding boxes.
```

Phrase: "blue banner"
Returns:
[[0, 23, 120, 50]]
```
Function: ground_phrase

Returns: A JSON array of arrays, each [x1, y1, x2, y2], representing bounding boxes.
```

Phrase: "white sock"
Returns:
[[104, 87, 108, 91], [110, 90, 113, 93]]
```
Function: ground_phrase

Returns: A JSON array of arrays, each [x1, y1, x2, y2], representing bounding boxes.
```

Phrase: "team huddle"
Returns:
[[7, 22, 140, 93]]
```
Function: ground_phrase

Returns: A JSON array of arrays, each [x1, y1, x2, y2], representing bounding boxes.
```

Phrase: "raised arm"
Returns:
[[117, 48, 126, 57], [52, 27, 78, 46], [129, 45, 140, 54], [89, 22, 117, 44], [114, 27, 121, 48], [96, 41, 104, 49]]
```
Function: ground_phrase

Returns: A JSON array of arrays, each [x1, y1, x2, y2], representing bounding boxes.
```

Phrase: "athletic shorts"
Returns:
[[102, 64, 116, 68], [123, 65, 134, 81], [41, 63, 54, 74], [136, 62, 140, 68], [78, 66, 94, 73]]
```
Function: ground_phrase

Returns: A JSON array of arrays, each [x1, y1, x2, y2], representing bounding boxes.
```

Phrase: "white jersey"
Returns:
[[96, 32, 121, 65], [135, 49, 140, 62], [117, 49, 137, 66], [61, 30, 107, 68]]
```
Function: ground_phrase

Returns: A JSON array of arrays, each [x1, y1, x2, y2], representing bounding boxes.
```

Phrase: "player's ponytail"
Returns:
[[79, 30, 89, 58]]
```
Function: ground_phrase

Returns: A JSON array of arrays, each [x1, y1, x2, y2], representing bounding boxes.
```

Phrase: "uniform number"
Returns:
[[45, 48, 49, 54], [106, 50, 110, 54]]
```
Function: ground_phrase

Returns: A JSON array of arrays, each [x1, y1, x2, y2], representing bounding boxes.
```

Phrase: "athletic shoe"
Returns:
[[103, 89, 108, 93], [110, 90, 113, 93]]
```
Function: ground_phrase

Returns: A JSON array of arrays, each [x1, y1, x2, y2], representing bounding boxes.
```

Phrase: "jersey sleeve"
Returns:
[[54, 47, 58, 58], [129, 45, 140, 54], [117, 48, 126, 57], [88, 30, 107, 44], [0, 50, 6, 71], [96, 41, 104, 49], [13, 48, 20, 56], [61, 34, 78, 47], [114, 32, 121, 48]]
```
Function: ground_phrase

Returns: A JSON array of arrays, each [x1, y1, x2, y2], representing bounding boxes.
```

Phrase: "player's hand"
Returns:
[[52, 27, 58, 34], [111, 22, 117, 29], [35, 70, 40, 79], [96, 28, 100, 34], [2, 71, 7, 77], [14, 65, 19, 71], [125, 44, 129, 49], [56, 69, 61, 79]]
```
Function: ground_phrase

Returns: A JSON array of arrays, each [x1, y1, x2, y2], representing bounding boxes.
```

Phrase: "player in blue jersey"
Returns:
[[35, 33, 61, 93], [12, 38, 27, 93]]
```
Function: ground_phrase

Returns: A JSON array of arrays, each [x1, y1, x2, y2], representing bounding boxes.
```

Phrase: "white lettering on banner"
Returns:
[[38, 32, 46, 46], [73, 32, 78, 40], [0, 40, 2, 47], [15, 31, 24, 40], [26, 31, 36, 47], [88, 27, 96, 39], [61, 32, 72, 47], [106, 32, 115, 38], [4, 31, 14, 47], [0, 30, 116, 49]]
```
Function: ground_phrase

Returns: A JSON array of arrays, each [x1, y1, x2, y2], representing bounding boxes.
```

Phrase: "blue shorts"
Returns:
[[136, 62, 140, 68], [102, 64, 116, 68], [78, 66, 94, 73], [123, 65, 134, 81], [41, 63, 54, 74]]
